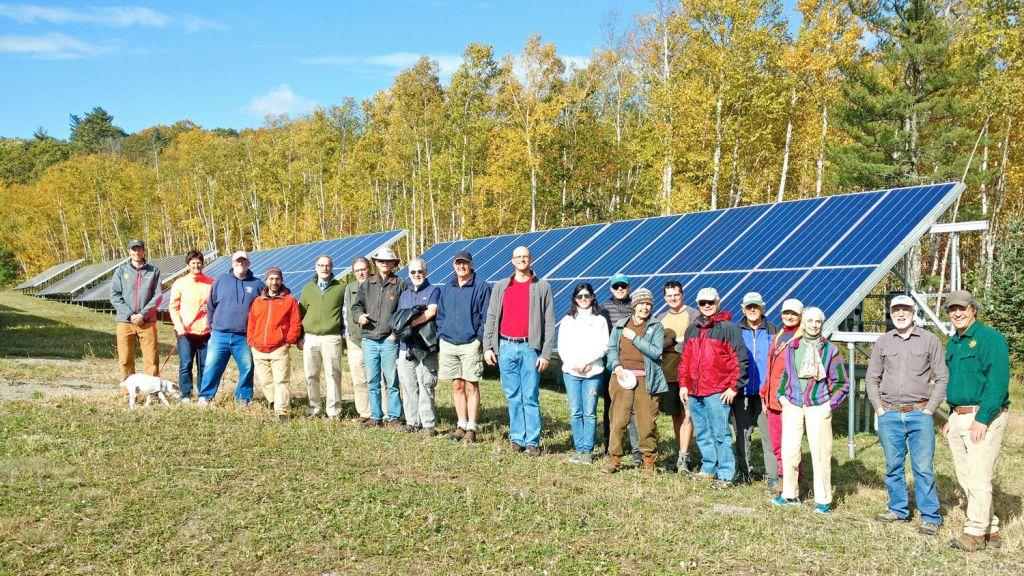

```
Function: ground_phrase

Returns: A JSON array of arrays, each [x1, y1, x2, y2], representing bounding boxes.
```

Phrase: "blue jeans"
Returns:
[[878, 407, 941, 524], [198, 330, 254, 401], [362, 337, 401, 421], [177, 334, 209, 399], [498, 340, 542, 448], [690, 392, 736, 481], [564, 372, 601, 453]]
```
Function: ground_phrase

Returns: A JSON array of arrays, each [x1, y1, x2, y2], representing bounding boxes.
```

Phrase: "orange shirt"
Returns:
[[169, 273, 214, 336]]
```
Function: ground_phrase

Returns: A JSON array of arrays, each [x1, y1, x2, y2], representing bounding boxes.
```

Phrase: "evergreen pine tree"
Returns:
[[985, 221, 1024, 365]]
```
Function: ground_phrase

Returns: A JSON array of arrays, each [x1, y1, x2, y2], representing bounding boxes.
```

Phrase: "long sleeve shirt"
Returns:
[[865, 326, 948, 413], [945, 321, 1011, 426]]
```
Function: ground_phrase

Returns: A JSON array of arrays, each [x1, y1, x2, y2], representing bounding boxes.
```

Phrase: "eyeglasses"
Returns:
[[697, 300, 716, 307], [575, 293, 593, 300], [409, 270, 425, 276], [353, 267, 369, 273], [611, 283, 628, 290], [512, 255, 530, 261]]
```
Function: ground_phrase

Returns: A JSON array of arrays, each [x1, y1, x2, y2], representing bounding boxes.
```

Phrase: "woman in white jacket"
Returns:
[[557, 283, 610, 465]]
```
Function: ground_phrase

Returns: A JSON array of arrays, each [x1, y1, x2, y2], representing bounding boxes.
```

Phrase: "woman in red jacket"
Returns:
[[758, 298, 803, 494]]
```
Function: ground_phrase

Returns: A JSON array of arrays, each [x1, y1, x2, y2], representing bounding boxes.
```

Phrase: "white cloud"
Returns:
[[0, 3, 222, 32], [0, 32, 103, 59], [303, 51, 464, 80], [245, 84, 319, 118], [562, 55, 590, 71]]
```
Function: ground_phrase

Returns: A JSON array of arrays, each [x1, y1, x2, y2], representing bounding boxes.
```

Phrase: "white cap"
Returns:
[[890, 295, 917, 310], [371, 247, 400, 262], [741, 292, 765, 307], [696, 287, 720, 303], [231, 251, 249, 262], [781, 298, 804, 314]]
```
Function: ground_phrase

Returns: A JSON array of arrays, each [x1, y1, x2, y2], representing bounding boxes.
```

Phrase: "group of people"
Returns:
[[110, 239, 1010, 552]]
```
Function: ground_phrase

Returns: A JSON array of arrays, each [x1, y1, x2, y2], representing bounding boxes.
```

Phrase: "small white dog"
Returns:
[[120, 374, 181, 408]]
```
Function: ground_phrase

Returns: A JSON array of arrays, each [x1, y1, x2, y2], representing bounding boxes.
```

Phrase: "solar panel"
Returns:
[[37, 257, 127, 298], [13, 259, 84, 291], [72, 250, 218, 305], [418, 183, 964, 335]]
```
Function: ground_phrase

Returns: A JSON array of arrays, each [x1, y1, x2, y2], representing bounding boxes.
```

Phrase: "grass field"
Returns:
[[2, 290, 1023, 575]]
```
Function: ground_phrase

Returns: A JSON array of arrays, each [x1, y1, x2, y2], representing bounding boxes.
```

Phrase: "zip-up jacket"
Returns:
[[437, 272, 491, 345], [760, 327, 801, 411], [679, 311, 748, 397], [110, 260, 162, 323], [168, 273, 214, 335], [606, 316, 668, 395], [483, 273, 556, 360], [739, 316, 778, 397], [777, 335, 849, 409], [343, 279, 364, 341], [299, 277, 345, 336], [247, 288, 302, 353], [602, 296, 633, 327], [208, 269, 266, 334], [352, 273, 408, 340]]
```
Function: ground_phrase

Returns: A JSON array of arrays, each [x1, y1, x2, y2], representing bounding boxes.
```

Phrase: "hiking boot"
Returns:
[[403, 424, 420, 434], [919, 522, 940, 536], [602, 455, 621, 474], [875, 511, 909, 524], [448, 427, 466, 441], [985, 533, 1002, 549], [641, 454, 657, 477], [632, 452, 643, 466], [510, 443, 525, 453], [711, 479, 735, 490], [950, 532, 985, 552], [524, 446, 540, 457], [462, 430, 476, 443], [386, 419, 403, 429], [361, 418, 382, 428], [422, 427, 438, 437], [675, 452, 689, 474]]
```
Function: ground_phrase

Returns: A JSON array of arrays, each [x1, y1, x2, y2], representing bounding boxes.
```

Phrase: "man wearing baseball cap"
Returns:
[[436, 250, 491, 442], [352, 247, 408, 427], [678, 287, 748, 489], [941, 290, 1011, 551], [601, 272, 641, 464], [866, 294, 948, 535], [735, 291, 778, 484], [197, 250, 266, 406], [110, 239, 162, 381]]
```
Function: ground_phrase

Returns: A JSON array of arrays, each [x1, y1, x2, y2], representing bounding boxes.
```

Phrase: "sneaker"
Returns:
[[985, 533, 1002, 549], [361, 418, 382, 428], [711, 479, 735, 490], [421, 427, 438, 437], [765, 479, 781, 496], [462, 430, 476, 443], [919, 522, 940, 536], [180, 397, 191, 404], [196, 397, 210, 406], [385, 419, 404, 429], [448, 427, 466, 441], [577, 452, 592, 465], [524, 446, 540, 457], [772, 496, 801, 507], [567, 452, 582, 464], [680, 468, 697, 480], [236, 400, 249, 407], [692, 471, 716, 481], [813, 504, 831, 515], [510, 443, 525, 453], [403, 424, 420, 434], [874, 511, 909, 523]]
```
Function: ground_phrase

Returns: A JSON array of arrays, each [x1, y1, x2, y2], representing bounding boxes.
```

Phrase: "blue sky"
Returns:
[[1, 1, 799, 139]]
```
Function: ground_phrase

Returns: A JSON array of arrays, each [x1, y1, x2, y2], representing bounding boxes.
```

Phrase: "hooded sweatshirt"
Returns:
[[678, 310, 748, 397], [207, 269, 266, 334]]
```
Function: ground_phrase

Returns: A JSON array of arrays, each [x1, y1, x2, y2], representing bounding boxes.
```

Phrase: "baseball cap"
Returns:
[[696, 287, 720, 303], [128, 239, 145, 249], [610, 272, 630, 286], [889, 295, 917, 310], [453, 250, 473, 263], [741, 292, 765, 308], [781, 299, 804, 315], [232, 251, 249, 262], [945, 290, 975, 310]]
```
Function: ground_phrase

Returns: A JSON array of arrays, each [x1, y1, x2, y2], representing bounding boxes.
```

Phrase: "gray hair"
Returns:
[[802, 307, 826, 323], [408, 257, 428, 274], [315, 254, 333, 266], [351, 256, 369, 267]]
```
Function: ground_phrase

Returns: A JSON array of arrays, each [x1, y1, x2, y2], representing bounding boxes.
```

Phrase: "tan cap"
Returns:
[[945, 290, 975, 310]]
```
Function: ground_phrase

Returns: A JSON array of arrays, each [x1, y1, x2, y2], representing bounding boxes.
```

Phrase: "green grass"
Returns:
[[1, 291, 1024, 574]]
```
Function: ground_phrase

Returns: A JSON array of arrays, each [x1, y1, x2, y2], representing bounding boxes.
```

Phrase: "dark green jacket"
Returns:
[[299, 277, 345, 336], [352, 273, 408, 340], [946, 321, 1011, 426]]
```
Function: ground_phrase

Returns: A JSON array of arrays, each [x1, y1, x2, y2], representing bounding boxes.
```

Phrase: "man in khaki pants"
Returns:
[[344, 256, 373, 422], [247, 268, 302, 421], [299, 255, 346, 419], [942, 290, 1011, 552], [110, 239, 162, 380]]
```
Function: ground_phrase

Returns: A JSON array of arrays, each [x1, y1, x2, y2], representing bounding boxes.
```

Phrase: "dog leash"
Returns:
[[158, 308, 205, 377]]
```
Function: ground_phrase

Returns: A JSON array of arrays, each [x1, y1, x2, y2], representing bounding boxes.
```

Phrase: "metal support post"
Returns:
[[847, 341, 856, 458]]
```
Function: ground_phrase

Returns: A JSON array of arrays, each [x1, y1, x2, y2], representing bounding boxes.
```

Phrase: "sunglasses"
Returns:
[[697, 300, 716, 307], [409, 270, 425, 275], [611, 283, 629, 290], [575, 293, 593, 300]]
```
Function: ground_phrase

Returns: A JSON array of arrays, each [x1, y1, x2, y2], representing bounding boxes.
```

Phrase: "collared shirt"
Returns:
[[946, 320, 1011, 426], [318, 279, 329, 293], [865, 326, 949, 413]]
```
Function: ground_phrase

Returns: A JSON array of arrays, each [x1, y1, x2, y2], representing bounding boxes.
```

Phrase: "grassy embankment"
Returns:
[[1, 290, 1023, 574]]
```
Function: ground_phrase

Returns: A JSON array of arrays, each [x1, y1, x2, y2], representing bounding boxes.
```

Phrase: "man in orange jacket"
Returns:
[[247, 267, 302, 420]]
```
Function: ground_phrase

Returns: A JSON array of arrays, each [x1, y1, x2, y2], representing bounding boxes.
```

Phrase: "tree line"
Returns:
[[0, 0, 1021, 299]]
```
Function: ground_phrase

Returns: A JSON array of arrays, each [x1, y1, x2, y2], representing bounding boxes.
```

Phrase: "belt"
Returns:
[[882, 401, 927, 413], [952, 405, 1009, 415], [500, 335, 528, 343]]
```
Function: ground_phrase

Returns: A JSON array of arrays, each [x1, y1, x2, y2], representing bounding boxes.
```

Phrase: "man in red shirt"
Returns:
[[483, 246, 556, 456]]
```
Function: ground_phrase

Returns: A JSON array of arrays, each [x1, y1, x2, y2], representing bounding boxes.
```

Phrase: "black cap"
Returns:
[[128, 239, 145, 249], [453, 250, 473, 263]]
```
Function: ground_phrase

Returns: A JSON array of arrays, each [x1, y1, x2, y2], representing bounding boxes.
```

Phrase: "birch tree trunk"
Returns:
[[711, 89, 723, 211], [777, 86, 796, 202], [815, 101, 828, 198]]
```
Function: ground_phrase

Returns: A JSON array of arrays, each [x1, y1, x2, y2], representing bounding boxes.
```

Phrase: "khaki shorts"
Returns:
[[438, 339, 484, 381]]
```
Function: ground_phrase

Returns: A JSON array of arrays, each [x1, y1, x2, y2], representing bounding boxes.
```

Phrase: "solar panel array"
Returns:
[[418, 183, 964, 335], [155, 230, 406, 310], [38, 257, 127, 297], [14, 259, 84, 291], [72, 251, 218, 304]]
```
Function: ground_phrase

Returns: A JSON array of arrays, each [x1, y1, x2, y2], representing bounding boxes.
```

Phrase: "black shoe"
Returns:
[[361, 418, 382, 428]]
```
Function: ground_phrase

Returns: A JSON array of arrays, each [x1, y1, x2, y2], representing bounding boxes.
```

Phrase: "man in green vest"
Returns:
[[299, 255, 346, 419], [942, 290, 1011, 552]]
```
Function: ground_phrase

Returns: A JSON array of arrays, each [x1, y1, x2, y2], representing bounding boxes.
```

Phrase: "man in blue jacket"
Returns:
[[736, 291, 777, 484], [197, 251, 266, 406]]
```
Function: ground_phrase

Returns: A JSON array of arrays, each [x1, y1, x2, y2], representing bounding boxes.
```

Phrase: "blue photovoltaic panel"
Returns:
[[14, 259, 85, 291], [418, 183, 964, 335]]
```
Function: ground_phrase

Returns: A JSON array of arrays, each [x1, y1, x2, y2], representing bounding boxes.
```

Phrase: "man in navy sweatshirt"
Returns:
[[197, 251, 266, 406]]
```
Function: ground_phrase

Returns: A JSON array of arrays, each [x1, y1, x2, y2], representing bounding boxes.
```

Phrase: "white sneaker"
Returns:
[[196, 397, 210, 406], [180, 397, 191, 404]]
